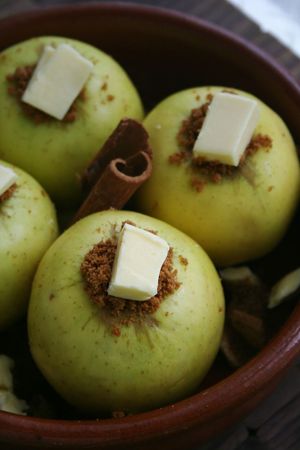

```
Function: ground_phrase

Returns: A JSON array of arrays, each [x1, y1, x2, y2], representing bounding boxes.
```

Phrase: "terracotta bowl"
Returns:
[[0, 3, 299, 450]]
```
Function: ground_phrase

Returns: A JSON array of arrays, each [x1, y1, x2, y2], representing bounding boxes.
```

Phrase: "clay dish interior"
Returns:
[[0, 3, 299, 450]]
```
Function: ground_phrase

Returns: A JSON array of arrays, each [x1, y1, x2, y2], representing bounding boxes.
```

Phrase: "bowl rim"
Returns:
[[0, 0, 299, 93], [0, 1, 299, 447]]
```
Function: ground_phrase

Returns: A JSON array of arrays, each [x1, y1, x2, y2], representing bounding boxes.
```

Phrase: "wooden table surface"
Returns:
[[0, 1, 300, 449]]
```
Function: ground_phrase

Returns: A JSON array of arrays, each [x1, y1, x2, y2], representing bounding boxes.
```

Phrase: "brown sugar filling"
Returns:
[[6, 65, 85, 124], [0, 183, 17, 203], [170, 93, 272, 189], [176, 96, 212, 151], [80, 234, 180, 334]]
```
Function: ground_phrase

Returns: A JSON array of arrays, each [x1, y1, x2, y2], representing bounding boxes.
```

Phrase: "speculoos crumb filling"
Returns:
[[169, 93, 273, 190], [80, 228, 181, 335], [0, 183, 17, 203], [6, 65, 85, 124]]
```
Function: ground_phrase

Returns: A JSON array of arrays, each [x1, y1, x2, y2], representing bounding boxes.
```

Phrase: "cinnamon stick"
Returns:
[[82, 118, 152, 191], [73, 119, 152, 222]]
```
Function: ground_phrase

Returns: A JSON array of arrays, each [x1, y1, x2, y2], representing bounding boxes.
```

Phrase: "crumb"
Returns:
[[107, 94, 115, 102], [177, 101, 211, 150], [190, 177, 205, 192], [168, 151, 189, 165], [0, 183, 17, 203], [179, 255, 188, 266], [112, 326, 121, 337]]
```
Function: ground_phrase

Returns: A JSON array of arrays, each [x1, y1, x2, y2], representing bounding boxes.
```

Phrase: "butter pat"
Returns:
[[108, 224, 169, 301], [0, 164, 17, 197], [193, 92, 260, 166], [0, 355, 28, 415], [0, 391, 28, 415], [34, 44, 56, 70], [22, 43, 93, 120]]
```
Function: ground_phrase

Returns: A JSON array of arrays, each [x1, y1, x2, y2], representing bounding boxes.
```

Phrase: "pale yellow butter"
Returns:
[[22, 43, 93, 120], [0, 355, 28, 415], [108, 223, 170, 301], [193, 92, 260, 166], [268, 267, 300, 309], [0, 164, 17, 197], [34, 44, 56, 70], [0, 391, 28, 415]]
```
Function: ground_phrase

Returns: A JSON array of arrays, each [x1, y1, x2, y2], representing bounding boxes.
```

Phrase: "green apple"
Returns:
[[28, 210, 224, 414], [0, 36, 144, 206], [0, 160, 58, 330], [134, 87, 300, 267]]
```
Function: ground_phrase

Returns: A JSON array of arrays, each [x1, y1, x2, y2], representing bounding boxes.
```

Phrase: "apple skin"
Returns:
[[134, 87, 300, 267], [0, 36, 144, 206], [28, 210, 224, 414], [0, 160, 58, 330]]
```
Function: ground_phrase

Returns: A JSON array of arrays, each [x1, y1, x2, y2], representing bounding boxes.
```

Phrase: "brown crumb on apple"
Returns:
[[243, 133, 272, 159], [112, 325, 121, 337], [191, 133, 272, 183], [168, 151, 189, 165], [190, 177, 205, 192], [192, 156, 236, 180], [177, 101, 211, 150], [169, 93, 273, 191], [6, 65, 85, 124], [0, 183, 17, 203], [80, 230, 181, 334], [179, 255, 188, 266]]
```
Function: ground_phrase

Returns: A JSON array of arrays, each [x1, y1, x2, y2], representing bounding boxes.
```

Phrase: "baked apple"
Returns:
[[0, 36, 144, 205], [0, 160, 58, 330], [28, 210, 224, 414], [135, 87, 300, 266]]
